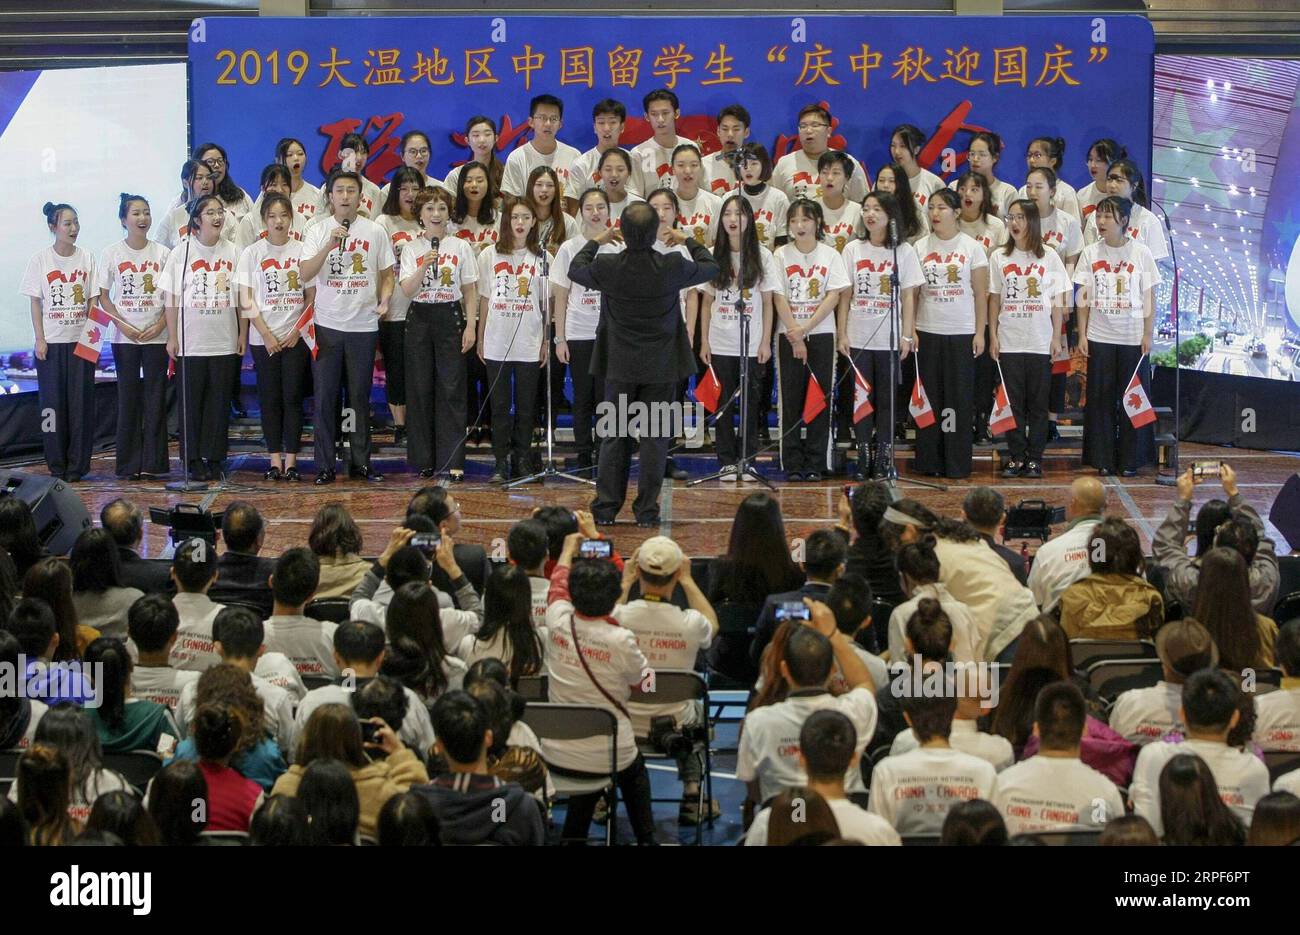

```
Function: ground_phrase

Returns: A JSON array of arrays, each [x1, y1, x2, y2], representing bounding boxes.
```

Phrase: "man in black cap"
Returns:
[[568, 202, 718, 526]]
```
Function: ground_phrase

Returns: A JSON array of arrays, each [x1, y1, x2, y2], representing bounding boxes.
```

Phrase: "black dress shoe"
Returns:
[[1002, 460, 1024, 478], [1097, 467, 1113, 477], [349, 466, 383, 482], [128, 473, 143, 482], [490, 461, 508, 485], [664, 458, 687, 480], [594, 515, 616, 527], [1120, 468, 1138, 477], [1022, 461, 1043, 479], [393, 427, 406, 446], [65, 472, 84, 483], [805, 471, 823, 482], [635, 517, 660, 528], [283, 467, 301, 482], [264, 466, 283, 481], [314, 469, 336, 486], [419, 468, 437, 479]]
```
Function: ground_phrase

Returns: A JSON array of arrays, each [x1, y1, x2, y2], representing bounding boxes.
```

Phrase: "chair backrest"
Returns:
[[516, 675, 549, 702], [628, 670, 706, 706], [0, 748, 20, 794], [1032, 829, 1102, 846], [1270, 589, 1300, 626], [101, 750, 164, 795], [200, 830, 249, 846], [1069, 639, 1158, 674], [1086, 659, 1163, 701], [1263, 750, 1300, 784], [522, 703, 618, 744], [715, 602, 762, 635], [301, 675, 335, 692], [305, 597, 352, 623]]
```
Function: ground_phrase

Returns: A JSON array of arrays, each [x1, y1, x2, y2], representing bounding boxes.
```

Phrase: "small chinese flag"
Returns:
[[802, 370, 827, 424], [1124, 366, 1157, 429], [909, 372, 936, 429], [851, 362, 873, 424], [73, 303, 111, 364], [294, 303, 319, 360], [693, 365, 721, 413], [989, 380, 1017, 435]]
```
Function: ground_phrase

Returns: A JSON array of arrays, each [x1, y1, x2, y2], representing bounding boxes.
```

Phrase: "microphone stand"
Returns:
[[166, 223, 208, 491], [1149, 199, 1181, 486], [691, 149, 773, 490], [508, 239, 594, 487]]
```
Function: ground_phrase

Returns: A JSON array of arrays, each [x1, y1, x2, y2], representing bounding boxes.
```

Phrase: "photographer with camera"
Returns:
[[617, 535, 720, 826], [1026, 476, 1108, 613]]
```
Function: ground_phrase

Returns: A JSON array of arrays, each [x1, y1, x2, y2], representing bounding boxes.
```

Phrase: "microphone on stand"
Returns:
[[889, 218, 899, 243]]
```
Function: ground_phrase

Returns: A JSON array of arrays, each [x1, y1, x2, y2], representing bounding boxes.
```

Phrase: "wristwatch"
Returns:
[[901, 336, 915, 345], [553, 336, 567, 345]]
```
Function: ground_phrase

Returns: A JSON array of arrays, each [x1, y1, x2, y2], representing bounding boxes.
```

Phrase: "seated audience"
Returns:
[[822, 573, 890, 693], [307, 503, 370, 600], [1097, 814, 1160, 846], [383, 581, 469, 702], [84, 789, 161, 846], [128, 593, 199, 716], [298, 759, 362, 845], [940, 799, 1009, 846], [1153, 464, 1279, 614], [455, 564, 546, 679], [746, 710, 900, 846], [145, 759, 209, 845], [1058, 517, 1163, 640], [961, 487, 1028, 585], [191, 702, 266, 832], [10, 705, 131, 823], [760, 787, 841, 846], [0, 629, 46, 748], [25, 557, 98, 660], [264, 548, 339, 680], [870, 598, 952, 754], [171, 663, 287, 790], [169, 537, 223, 672], [377, 790, 442, 847], [4, 597, 91, 705], [0, 497, 48, 580], [351, 526, 483, 637], [507, 519, 552, 627], [1131, 669, 1269, 836], [841, 483, 906, 622], [100, 498, 171, 594], [407, 486, 491, 596], [992, 683, 1125, 835], [887, 537, 979, 664], [69, 528, 143, 639], [1025, 477, 1107, 612], [1247, 791, 1300, 846], [1254, 620, 1300, 752], [1108, 618, 1216, 744], [249, 794, 312, 846], [1193, 547, 1277, 671], [1157, 752, 1247, 846], [462, 670, 551, 802], [83, 637, 179, 755], [17, 743, 74, 845], [750, 528, 845, 668], [208, 501, 277, 619]]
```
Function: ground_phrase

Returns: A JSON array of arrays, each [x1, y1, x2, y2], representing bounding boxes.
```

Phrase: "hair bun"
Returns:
[[42, 201, 55, 214]]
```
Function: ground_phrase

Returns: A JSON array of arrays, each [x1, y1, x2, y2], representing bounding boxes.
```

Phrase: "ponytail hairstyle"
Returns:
[[191, 142, 242, 206], [955, 171, 994, 220], [259, 192, 293, 224], [274, 137, 306, 167], [863, 191, 904, 248], [712, 194, 762, 291], [380, 166, 426, 218], [896, 534, 941, 587], [880, 162, 921, 238], [117, 193, 148, 222], [892, 123, 927, 161], [1108, 158, 1149, 207], [17, 743, 72, 846], [462, 115, 505, 192], [904, 594, 954, 662], [193, 702, 244, 763], [1029, 136, 1066, 171], [786, 197, 825, 242], [1003, 199, 1045, 258], [180, 158, 210, 201], [259, 163, 292, 193], [525, 165, 568, 254], [969, 130, 1004, 165], [83, 638, 132, 733], [42, 202, 74, 229]]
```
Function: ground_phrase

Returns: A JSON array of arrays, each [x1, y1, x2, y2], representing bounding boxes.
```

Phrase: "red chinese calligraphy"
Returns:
[[318, 113, 406, 184]]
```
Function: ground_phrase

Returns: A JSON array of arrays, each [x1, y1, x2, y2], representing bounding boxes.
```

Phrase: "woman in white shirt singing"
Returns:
[[890, 123, 945, 215], [1078, 138, 1127, 224], [192, 142, 254, 222], [237, 193, 314, 482], [20, 202, 96, 482], [444, 116, 505, 199], [98, 194, 171, 480], [948, 131, 1016, 218], [476, 200, 548, 484], [1017, 137, 1081, 220], [274, 136, 320, 226], [376, 166, 426, 449]]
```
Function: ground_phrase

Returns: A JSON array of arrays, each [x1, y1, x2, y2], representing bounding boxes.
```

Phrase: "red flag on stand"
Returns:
[[693, 365, 721, 413], [909, 373, 935, 428], [802, 370, 827, 423], [73, 303, 112, 364]]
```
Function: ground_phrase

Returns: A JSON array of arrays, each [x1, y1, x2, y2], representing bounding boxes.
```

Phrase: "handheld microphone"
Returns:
[[428, 235, 440, 253], [335, 216, 351, 259]]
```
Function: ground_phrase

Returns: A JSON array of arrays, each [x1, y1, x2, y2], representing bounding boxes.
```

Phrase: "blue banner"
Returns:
[[188, 14, 1153, 197]]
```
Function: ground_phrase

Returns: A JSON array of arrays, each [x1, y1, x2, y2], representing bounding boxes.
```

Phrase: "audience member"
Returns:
[[264, 548, 339, 679], [0, 497, 48, 580], [190, 702, 266, 832], [1097, 814, 1159, 846], [406, 486, 490, 595], [1058, 517, 1163, 640], [870, 597, 953, 754], [1157, 752, 1247, 846], [750, 528, 845, 667], [249, 794, 311, 846], [822, 573, 890, 692], [69, 528, 143, 638], [127, 593, 199, 716], [350, 526, 483, 639], [507, 519, 552, 626], [455, 564, 545, 679], [1192, 547, 1277, 671], [0, 796, 23, 847], [0, 546, 17, 630], [85, 789, 161, 846], [100, 498, 171, 594], [25, 557, 97, 660], [307, 503, 369, 599], [17, 743, 73, 845], [1255, 620, 1300, 752], [887, 536, 979, 664], [169, 537, 223, 671], [841, 482, 906, 620], [462, 671, 551, 801], [0, 629, 46, 748], [384, 581, 468, 701], [961, 487, 1028, 584], [1025, 477, 1108, 612], [1247, 791, 1300, 846], [171, 663, 287, 790], [297, 758, 362, 845], [1108, 617, 1216, 744], [376, 790, 442, 846], [14, 705, 131, 823], [208, 501, 277, 619], [145, 759, 208, 845], [762, 786, 841, 846], [4, 597, 91, 705], [940, 799, 1008, 846], [83, 637, 179, 755]]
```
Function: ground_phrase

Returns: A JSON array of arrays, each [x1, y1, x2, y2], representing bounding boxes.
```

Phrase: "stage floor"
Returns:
[[10, 436, 1297, 561]]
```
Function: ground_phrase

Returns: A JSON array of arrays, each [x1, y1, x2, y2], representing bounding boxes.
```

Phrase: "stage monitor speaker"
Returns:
[[0, 470, 92, 557], [1270, 474, 1300, 553]]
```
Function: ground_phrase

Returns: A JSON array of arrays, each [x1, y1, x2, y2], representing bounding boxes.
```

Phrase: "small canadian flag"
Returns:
[[73, 303, 111, 364], [851, 362, 873, 424], [294, 303, 318, 360], [1124, 361, 1157, 428], [988, 377, 1017, 435], [909, 370, 936, 429]]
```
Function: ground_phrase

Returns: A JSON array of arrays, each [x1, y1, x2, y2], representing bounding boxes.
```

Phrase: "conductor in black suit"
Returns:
[[568, 203, 719, 526]]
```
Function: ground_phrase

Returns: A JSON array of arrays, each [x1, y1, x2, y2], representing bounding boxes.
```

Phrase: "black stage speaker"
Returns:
[[0, 470, 92, 556]]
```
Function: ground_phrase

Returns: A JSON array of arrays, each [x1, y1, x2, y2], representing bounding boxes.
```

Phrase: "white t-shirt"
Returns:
[[774, 242, 850, 336], [301, 215, 395, 332], [160, 238, 240, 356], [842, 238, 924, 351], [1074, 239, 1161, 346], [618, 599, 713, 735], [96, 240, 170, 345], [868, 745, 998, 835], [889, 719, 1015, 771], [993, 755, 1125, 836], [888, 583, 980, 665], [568, 147, 630, 198], [631, 135, 698, 196], [737, 687, 878, 803], [236, 238, 308, 347], [500, 140, 582, 198], [1083, 202, 1169, 261], [1017, 178, 1081, 221], [1027, 518, 1101, 613], [451, 213, 500, 252], [914, 232, 988, 335], [675, 189, 722, 247], [168, 593, 223, 672], [1077, 181, 1106, 222], [815, 199, 864, 254], [377, 214, 423, 322], [741, 185, 790, 251], [176, 669, 296, 755], [399, 235, 480, 306], [130, 665, 201, 717], [20, 246, 96, 344], [772, 149, 869, 204], [232, 212, 307, 254], [1108, 681, 1185, 745], [263, 615, 341, 680], [607, 193, 645, 228], [949, 176, 1017, 218], [251, 183, 321, 229], [254, 652, 308, 703], [699, 247, 781, 357], [959, 215, 1007, 256], [1275, 769, 1300, 797], [1254, 686, 1300, 752], [1131, 737, 1270, 837], [745, 796, 902, 846], [1038, 208, 1084, 262], [292, 682, 435, 760], [551, 236, 621, 342], [477, 245, 546, 362], [988, 247, 1070, 355], [9, 768, 132, 825], [908, 168, 946, 209], [156, 203, 238, 251]]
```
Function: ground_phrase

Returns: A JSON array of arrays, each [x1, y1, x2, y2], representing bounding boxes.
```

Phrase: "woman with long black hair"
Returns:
[[1083, 159, 1170, 263], [273, 136, 320, 224], [454, 564, 545, 682], [889, 123, 945, 213], [874, 162, 928, 240], [1078, 138, 1127, 223], [1017, 136, 1081, 220], [444, 116, 505, 197], [192, 142, 254, 221], [947, 131, 1016, 218], [376, 165, 426, 448]]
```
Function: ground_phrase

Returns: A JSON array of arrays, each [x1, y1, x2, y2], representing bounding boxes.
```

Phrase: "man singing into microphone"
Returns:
[[568, 201, 718, 526], [300, 170, 396, 485]]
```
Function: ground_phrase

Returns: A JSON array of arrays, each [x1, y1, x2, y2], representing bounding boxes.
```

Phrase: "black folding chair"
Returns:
[[305, 597, 352, 623], [102, 750, 164, 796], [301, 675, 336, 692], [1069, 639, 1157, 674], [1264, 750, 1300, 784], [0, 748, 20, 796], [523, 703, 619, 846], [629, 670, 712, 845], [1086, 659, 1163, 702], [516, 675, 549, 702]]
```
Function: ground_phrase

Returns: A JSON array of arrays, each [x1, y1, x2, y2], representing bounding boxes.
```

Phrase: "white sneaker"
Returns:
[[719, 464, 739, 482], [740, 468, 761, 483]]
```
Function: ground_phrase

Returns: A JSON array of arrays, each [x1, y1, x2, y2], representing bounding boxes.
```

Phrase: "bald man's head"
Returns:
[[1069, 476, 1107, 518]]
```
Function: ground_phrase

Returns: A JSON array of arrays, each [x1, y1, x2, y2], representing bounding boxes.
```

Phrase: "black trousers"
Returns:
[[848, 347, 897, 444], [405, 301, 467, 472], [177, 354, 236, 466], [1082, 340, 1154, 472], [534, 342, 565, 433], [974, 324, 995, 430], [112, 342, 168, 476], [466, 348, 491, 431], [313, 325, 377, 471], [914, 330, 975, 477], [35, 343, 95, 478], [486, 359, 540, 466], [999, 351, 1051, 463], [377, 320, 407, 408], [711, 354, 763, 465], [777, 332, 835, 474], [568, 339, 602, 459], [593, 380, 674, 523], [251, 341, 310, 455], [555, 753, 656, 845]]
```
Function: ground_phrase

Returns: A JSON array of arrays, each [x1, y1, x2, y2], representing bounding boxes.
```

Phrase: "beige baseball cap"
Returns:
[[1155, 618, 1219, 674], [637, 536, 683, 576]]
